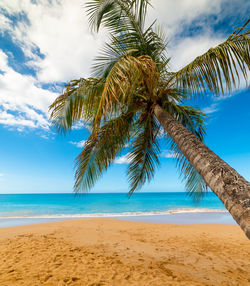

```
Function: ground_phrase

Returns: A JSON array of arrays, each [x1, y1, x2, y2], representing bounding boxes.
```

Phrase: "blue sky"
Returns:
[[0, 0, 249, 194]]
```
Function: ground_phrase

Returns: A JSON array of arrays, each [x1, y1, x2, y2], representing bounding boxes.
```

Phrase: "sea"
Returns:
[[0, 192, 236, 227]]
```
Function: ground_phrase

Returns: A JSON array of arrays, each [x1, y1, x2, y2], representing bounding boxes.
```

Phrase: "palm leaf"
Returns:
[[161, 101, 208, 199], [74, 110, 135, 192], [167, 135, 208, 200], [172, 30, 250, 96], [87, 0, 168, 75], [93, 54, 159, 128], [49, 78, 105, 133], [50, 1, 248, 201], [86, 0, 147, 42], [161, 93, 207, 141], [127, 111, 160, 195]]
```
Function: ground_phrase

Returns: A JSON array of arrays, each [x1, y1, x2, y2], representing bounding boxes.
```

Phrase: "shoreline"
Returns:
[[0, 218, 249, 285], [0, 207, 227, 218], [0, 211, 235, 228]]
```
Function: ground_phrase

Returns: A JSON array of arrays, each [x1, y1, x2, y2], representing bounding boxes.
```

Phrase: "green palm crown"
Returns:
[[49, 0, 249, 198]]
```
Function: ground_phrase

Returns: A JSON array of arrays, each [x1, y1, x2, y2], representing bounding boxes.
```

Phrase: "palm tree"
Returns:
[[49, 0, 250, 238]]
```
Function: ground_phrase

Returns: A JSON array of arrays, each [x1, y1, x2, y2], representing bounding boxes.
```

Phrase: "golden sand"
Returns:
[[0, 219, 249, 286]]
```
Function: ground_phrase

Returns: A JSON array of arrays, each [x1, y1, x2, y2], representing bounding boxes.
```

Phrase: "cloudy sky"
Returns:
[[0, 0, 249, 193]]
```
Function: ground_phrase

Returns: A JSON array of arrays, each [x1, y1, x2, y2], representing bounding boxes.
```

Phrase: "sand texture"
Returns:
[[0, 218, 249, 286]]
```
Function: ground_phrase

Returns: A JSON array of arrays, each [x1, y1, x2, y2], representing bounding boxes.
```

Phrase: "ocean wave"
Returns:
[[0, 208, 227, 219]]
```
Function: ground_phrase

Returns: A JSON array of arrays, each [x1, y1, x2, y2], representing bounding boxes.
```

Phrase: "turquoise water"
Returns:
[[0, 192, 226, 218]]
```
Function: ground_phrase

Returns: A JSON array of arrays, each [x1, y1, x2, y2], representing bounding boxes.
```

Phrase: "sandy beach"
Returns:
[[0, 219, 249, 286]]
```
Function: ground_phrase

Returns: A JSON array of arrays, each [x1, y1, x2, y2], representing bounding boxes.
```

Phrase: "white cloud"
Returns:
[[0, 13, 11, 32], [114, 150, 177, 164], [0, 0, 248, 133], [147, 0, 248, 73], [0, 0, 106, 131], [0, 173, 3, 181], [72, 121, 91, 131], [0, 0, 105, 83], [160, 150, 176, 159], [69, 140, 86, 148], [202, 103, 219, 115], [148, 0, 248, 38], [1, 0, 240, 83], [70, 144, 176, 162], [148, 0, 222, 37], [114, 154, 131, 164], [0, 50, 58, 130], [157, 127, 165, 138], [124, 143, 131, 148], [168, 34, 224, 71]]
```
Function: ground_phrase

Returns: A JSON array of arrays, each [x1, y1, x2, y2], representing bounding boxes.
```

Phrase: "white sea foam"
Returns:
[[0, 208, 227, 219]]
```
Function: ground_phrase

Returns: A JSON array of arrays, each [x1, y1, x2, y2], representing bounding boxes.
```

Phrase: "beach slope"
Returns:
[[0, 219, 249, 285]]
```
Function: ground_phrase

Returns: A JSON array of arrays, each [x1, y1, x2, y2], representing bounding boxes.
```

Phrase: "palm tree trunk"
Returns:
[[154, 104, 250, 239]]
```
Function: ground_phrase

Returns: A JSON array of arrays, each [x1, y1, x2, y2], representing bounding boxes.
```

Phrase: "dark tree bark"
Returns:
[[154, 104, 250, 239]]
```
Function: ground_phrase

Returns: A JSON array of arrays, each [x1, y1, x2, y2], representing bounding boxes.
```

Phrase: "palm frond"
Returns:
[[50, 1, 248, 201], [161, 91, 207, 141], [167, 135, 208, 200], [127, 111, 160, 195], [86, 0, 148, 46], [74, 111, 134, 192], [86, 0, 118, 32], [49, 78, 105, 134], [159, 92, 208, 198], [172, 30, 250, 96], [87, 0, 168, 77], [92, 28, 168, 78], [133, 0, 151, 29], [92, 41, 125, 78], [94, 54, 159, 128]]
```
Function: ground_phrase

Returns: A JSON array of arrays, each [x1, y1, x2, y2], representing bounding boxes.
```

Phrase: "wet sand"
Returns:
[[0, 218, 249, 285]]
